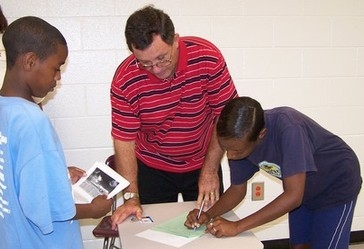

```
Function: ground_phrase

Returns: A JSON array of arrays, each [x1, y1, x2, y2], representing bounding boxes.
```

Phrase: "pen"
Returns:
[[194, 199, 205, 231]]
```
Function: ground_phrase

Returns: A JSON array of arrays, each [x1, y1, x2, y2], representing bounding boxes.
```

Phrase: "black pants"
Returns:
[[137, 159, 224, 204]]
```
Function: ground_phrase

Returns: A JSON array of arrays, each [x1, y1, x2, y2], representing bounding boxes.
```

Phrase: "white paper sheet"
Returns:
[[136, 229, 200, 248]]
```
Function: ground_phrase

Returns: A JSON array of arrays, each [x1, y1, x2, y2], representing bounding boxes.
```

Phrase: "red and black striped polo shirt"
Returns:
[[111, 36, 237, 173]]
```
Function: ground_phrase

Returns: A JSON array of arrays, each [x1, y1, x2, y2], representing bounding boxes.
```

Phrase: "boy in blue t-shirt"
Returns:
[[185, 96, 362, 249], [0, 16, 111, 249]]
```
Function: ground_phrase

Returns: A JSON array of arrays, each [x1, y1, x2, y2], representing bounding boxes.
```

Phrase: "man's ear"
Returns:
[[22, 52, 37, 71], [174, 33, 180, 48]]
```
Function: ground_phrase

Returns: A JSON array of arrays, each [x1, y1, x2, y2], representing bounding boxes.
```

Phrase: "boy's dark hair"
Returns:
[[217, 97, 265, 142], [0, 6, 8, 33], [125, 5, 175, 51], [2, 16, 67, 69]]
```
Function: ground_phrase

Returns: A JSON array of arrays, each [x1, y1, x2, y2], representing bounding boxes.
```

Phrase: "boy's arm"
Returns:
[[74, 195, 113, 219]]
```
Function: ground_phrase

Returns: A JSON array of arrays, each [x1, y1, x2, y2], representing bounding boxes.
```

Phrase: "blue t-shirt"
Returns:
[[0, 97, 83, 249], [230, 107, 362, 210]]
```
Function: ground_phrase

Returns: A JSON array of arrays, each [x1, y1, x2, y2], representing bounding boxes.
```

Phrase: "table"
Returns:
[[118, 201, 263, 249]]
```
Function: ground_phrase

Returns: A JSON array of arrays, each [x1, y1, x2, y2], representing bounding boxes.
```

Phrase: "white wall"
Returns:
[[2, 0, 364, 247]]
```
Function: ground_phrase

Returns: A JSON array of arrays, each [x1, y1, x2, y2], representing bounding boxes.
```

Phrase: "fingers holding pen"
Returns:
[[184, 209, 210, 229], [184, 209, 199, 229]]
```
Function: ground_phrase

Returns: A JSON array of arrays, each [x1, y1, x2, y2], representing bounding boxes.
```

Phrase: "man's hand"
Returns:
[[110, 199, 143, 230], [197, 170, 219, 210]]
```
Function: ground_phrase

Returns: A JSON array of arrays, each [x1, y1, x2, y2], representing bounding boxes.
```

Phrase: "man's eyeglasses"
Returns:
[[136, 48, 173, 71]]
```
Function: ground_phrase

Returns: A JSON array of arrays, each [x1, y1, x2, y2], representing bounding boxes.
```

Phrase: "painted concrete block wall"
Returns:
[[2, 0, 364, 247]]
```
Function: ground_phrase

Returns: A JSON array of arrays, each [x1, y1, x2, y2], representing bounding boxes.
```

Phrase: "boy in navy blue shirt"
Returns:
[[185, 96, 362, 249]]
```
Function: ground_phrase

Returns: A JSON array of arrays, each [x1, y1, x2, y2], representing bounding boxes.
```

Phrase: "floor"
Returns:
[[350, 243, 364, 249]]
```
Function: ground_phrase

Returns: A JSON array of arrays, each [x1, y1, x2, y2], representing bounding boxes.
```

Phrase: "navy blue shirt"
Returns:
[[230, 107, 362, 210]]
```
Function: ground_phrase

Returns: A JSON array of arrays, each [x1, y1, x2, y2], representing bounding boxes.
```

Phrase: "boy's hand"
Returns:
[[68, 166, 86, 184], [90, 195, 113, 218], [184, 209, 210, 229]]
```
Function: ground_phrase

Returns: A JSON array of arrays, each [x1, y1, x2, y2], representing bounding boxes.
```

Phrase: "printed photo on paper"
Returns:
[[72, 161, 129, 204]]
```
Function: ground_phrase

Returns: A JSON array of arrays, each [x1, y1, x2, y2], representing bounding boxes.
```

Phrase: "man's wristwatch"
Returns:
[[123, 192, 139, 201]]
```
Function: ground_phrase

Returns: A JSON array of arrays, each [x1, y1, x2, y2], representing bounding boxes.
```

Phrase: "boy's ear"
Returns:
[[22, 52, 37, 71], [258, 128, 267, 139]]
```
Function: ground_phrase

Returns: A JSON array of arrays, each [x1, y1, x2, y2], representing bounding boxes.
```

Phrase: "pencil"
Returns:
[[194, 199, 205, 231]]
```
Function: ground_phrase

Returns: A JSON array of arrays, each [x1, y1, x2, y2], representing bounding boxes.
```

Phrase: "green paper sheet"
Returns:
[[151, 212, 205, 238]]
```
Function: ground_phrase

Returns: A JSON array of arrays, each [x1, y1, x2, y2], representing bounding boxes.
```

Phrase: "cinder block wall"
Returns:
[[2, 1, 363, 247]]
